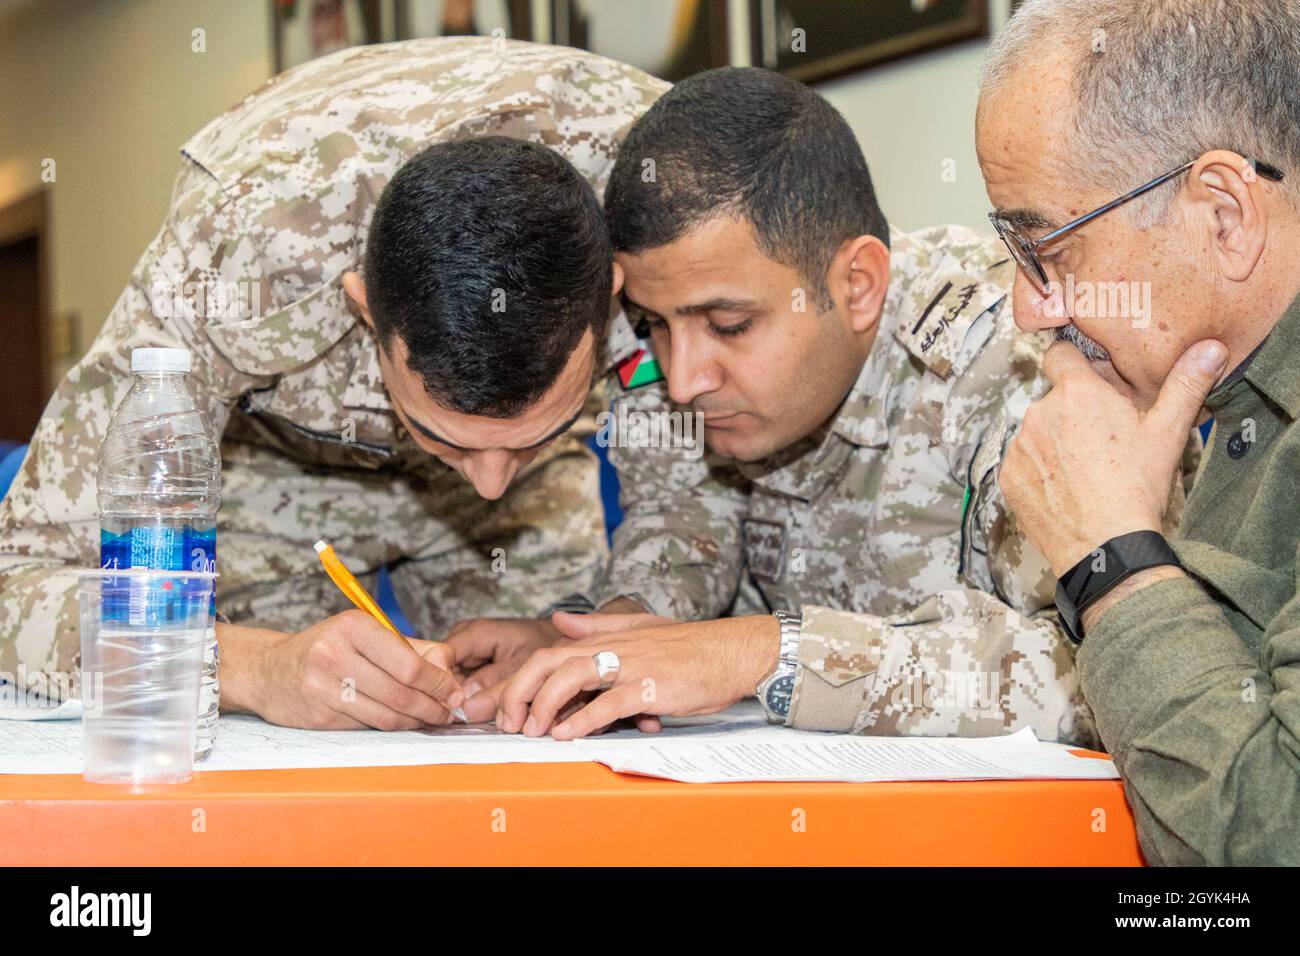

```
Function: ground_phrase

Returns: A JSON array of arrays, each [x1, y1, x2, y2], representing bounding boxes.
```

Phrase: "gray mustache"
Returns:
[[1055, 324, 1111, 362]]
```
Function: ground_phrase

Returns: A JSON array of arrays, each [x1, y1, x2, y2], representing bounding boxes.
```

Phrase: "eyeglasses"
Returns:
[[989, 158, 1286, 295]]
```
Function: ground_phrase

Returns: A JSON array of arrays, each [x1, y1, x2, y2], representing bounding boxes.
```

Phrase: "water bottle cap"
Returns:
[[131, 347, 192, 374]]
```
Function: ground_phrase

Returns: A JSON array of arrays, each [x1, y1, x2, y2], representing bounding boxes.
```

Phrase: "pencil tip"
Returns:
[[313, 540, 328, 554]]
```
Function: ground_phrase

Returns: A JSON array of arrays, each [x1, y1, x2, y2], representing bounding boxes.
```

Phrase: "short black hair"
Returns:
[[605, 67, 889, 308], [364, 136, 611, 418]]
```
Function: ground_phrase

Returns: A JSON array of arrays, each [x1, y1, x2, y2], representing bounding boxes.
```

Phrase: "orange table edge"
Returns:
[[0, 760, 1143, 866]]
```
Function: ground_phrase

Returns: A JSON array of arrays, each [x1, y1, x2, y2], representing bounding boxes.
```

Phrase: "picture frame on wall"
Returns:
[[395, 0, 534, 42], [751, 0, 989, 84], [272, 1, 992, 86], [272, 0, 396, 73], [551, 0, 729, 82]]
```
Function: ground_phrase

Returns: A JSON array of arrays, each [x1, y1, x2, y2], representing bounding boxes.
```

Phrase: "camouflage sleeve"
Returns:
[[784, 309, 1098, 745], [791, 422, 1196, 749], [786, 595, 1097, 746], [0, 161, 268, 695], [583, 380, 751, 620], [962, 410, 1200, 617], [782, 426, 1097, 747], [786, 369, 1202, 747]]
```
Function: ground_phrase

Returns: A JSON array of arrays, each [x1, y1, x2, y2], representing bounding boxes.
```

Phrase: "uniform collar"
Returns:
[[342, 326, 394, 413], [604, 310, 644, 370], [828, 332, 896, 450], [1234, 291, 1300, 420]]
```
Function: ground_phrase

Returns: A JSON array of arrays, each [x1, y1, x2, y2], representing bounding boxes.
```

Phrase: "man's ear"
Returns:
[[607, 260, 626, 324], [342, 271, 374, 329], [1185, 150, 1270, 283], [612, 260, 625, 299], [832, 235, 891, 335]]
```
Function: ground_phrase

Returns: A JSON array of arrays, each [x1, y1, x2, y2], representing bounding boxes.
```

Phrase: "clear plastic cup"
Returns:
[[78, 570, 216, 785]]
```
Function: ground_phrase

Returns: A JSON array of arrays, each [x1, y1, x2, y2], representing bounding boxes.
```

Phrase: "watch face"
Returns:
[[765, 673, 796, 718]]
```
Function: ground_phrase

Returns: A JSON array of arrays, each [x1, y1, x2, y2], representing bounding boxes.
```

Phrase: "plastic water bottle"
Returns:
[[97, 348, 220, 761]]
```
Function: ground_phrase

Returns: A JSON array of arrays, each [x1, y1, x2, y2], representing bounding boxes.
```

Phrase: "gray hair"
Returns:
[[981, 0, 1300, 224]]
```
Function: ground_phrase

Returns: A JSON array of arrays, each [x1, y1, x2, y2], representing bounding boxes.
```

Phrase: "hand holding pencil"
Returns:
[[315, 540, 469, 723]]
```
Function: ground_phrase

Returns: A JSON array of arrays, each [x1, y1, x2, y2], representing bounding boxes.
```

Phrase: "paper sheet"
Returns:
[[0, 698, 83, 722], [0, 700, 767, 775], [0, 697, 1115, 782], [0, 682, 83, 722], [577, 724, 1119, 783]]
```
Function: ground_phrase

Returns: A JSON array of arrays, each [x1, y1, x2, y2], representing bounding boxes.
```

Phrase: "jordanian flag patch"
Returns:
[[616, 348, 664, 390]]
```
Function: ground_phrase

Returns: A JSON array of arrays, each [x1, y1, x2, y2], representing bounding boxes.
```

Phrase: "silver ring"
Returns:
[[592, 650, 621, 690]]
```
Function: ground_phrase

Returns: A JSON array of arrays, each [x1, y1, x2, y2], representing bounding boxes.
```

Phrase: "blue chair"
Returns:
[[376, 565, 417, 637], [0, 444, 27, 502], [586, 433, 623, 542]]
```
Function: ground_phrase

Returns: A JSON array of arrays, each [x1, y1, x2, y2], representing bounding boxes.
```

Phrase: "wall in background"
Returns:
[[725, 0, 1012, 234], [821, 39, 994, 234], [0, 0, 272, 382], [0, 0, 1009, 387]]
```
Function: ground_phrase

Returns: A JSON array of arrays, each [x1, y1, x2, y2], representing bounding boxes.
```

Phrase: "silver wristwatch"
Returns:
[[756, 608, 802, 724]]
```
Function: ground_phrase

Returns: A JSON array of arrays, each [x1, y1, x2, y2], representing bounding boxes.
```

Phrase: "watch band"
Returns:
[[544, 594, 596, 618], [757, 609, 802, 723], [1056, 530, 1181, 644], [772, 609, 802, 668]]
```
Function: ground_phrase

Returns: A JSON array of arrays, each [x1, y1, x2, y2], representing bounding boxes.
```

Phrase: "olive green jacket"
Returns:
[[1080, 294, 1300, 866]]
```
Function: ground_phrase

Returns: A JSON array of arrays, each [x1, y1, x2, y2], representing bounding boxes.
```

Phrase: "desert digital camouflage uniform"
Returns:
[[0, 37, 668, 697], [591, 224, 1194, 748]]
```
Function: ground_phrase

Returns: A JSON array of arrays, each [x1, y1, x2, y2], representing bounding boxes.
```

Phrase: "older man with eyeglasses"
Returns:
[[978, 0, 1300, 865]]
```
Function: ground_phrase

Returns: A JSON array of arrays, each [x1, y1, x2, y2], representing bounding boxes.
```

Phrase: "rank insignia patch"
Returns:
[[743, 518, 789, 582]]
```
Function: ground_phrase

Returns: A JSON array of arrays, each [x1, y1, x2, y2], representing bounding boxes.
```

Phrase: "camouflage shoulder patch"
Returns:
[[894, 275, 1008, 380]]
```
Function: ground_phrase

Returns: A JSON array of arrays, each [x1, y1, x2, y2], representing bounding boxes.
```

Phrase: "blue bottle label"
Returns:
[[99, 526, 216, 626]]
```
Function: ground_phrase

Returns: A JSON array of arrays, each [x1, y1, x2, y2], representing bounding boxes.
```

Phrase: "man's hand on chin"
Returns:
[[999, 338, 1228, 578], [216, 611, 464, 730]]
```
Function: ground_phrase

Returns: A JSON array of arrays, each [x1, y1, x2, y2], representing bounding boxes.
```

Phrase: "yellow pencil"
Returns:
[[314, 540, 467, 722]]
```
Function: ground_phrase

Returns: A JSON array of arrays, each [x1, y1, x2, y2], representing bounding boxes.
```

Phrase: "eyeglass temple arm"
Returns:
[[1032, 158, 1285, 249], [1033, 162, 1195, 249]]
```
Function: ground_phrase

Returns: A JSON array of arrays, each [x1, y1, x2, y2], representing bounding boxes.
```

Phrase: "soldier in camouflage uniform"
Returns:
[[0, 37, 667, 730], [563, 226, 1100, 742], [486, 67, 1190, 745]]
